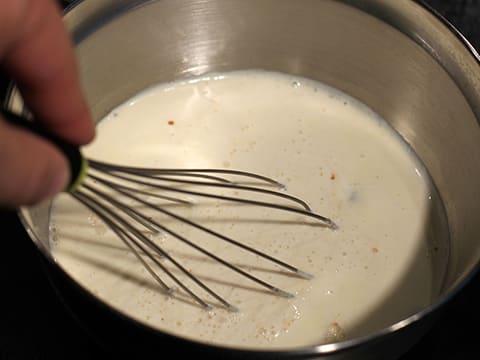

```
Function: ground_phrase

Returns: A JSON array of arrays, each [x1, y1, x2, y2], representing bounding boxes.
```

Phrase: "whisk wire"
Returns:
[[84, 179, 297, 302], [90, 160, 285, 187], [73, 162, 337, 310], [76, 192, 173, 293], [87, 170, 339, 227], [74, 188, 227, 310], [90, 161, 314, 211], [89, 172, 314, 279]]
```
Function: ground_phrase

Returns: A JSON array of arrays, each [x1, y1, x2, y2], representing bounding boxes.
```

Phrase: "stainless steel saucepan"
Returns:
[[9, 1, 480, 358]]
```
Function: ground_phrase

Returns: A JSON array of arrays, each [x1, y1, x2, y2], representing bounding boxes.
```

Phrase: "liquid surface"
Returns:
[[50, 70, 447, 350]]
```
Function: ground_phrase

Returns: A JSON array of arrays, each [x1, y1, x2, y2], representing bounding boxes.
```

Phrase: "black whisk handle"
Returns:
[[0, 108, 86, 192]]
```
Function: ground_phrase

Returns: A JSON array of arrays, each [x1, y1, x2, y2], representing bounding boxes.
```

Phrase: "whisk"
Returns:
[[2, 108, 337, 311]]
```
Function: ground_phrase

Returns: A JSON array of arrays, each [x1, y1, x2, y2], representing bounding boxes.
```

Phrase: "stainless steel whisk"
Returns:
[[2, 108, 337, 311]]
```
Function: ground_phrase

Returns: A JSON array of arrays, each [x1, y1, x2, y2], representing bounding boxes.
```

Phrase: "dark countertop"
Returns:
[[1, 1, 479, 359], [423, 0, 480, 50]]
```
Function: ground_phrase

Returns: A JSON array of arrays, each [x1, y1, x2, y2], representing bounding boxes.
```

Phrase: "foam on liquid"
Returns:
[[49, 70, 448, 350]]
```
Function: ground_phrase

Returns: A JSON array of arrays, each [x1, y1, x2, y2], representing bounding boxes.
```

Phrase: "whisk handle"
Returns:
[[0, 108, 86, 192]]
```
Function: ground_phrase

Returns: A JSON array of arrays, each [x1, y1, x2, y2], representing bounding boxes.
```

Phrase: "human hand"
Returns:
[[0, 0, 95, 207]]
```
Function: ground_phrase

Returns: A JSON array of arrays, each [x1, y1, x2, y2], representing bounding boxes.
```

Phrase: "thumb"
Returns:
[[0, 119, 69, 207]]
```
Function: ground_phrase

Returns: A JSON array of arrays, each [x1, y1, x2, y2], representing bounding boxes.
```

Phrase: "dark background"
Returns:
[[1, 1, 479, 359]]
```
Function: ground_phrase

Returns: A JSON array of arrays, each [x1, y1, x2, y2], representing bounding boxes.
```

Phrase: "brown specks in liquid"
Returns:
[[325, 322, 347, 343]]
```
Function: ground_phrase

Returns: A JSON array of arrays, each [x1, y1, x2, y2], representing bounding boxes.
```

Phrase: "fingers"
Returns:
[[0, 0, 96, 207], [0, 120, 69, 206], [1, 0, 95, 145]]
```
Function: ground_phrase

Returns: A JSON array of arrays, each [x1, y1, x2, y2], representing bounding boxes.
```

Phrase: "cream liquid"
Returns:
[[50, 70, 448, 349]]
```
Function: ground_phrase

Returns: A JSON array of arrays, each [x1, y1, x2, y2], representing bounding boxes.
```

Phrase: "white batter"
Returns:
[[49, 70, 445, 350]]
